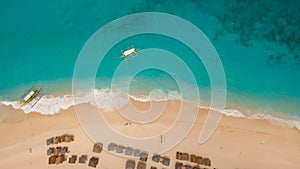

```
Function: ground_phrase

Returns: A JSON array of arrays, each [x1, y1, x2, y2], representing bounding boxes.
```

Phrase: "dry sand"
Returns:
[[0, 99, 300, 169]]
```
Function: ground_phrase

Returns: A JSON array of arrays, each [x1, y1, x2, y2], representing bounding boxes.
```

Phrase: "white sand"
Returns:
[[0, 99, 300, 169]]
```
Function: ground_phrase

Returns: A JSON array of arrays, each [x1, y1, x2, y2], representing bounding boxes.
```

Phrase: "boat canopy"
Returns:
[[123, 48, 136, 57], [23, 91, 35, 101]]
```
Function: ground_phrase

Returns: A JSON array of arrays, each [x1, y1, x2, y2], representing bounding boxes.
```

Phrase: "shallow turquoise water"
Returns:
[[0, 0, 299, 117]]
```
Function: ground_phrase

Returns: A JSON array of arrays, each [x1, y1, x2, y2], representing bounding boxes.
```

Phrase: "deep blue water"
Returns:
[[0, 0, 299, 117]]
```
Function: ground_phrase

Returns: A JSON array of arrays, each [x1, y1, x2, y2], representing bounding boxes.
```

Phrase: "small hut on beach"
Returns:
[[88, 156, 99, 168]]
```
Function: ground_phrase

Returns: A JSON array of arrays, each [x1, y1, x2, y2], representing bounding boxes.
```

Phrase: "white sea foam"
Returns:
[[200, 106, 300, 130], [0, 88, 179, 114], [129, 89, 181, 102], [200, 106, 247, 118], [1, 88, 300, 130]]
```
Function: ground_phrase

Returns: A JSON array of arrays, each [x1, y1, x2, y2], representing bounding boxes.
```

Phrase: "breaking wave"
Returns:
[[1, 88, 300, 130]]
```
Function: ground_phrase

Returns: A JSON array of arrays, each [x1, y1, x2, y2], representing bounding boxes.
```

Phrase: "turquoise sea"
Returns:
[[0, 0, 299, 125]]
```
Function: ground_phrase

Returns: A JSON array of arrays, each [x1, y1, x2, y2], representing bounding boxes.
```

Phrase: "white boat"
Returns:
[[20, 87, 42, 107], [120, 47, 138, 59]]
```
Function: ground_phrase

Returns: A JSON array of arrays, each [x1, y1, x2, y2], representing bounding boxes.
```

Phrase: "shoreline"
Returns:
[[1, 91, 300, 131], [0, 100, 300, 169]]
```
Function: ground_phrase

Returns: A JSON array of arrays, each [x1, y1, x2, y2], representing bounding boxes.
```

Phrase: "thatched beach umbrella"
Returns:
[[79, 155, 88, 164], [93, 142, 103, 153], [48, 155, 57, 165], [137, 161, 146, 169], [140, 151, 148, 162], [88, 156, 99, 168], [152, 153, 160, 163], [68, 155, 77, 164], [125, 159, 135, 169]]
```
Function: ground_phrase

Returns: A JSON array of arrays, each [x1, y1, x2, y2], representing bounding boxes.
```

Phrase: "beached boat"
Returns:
[[20, 87, 42, 107], [120, 46, 138, 59]]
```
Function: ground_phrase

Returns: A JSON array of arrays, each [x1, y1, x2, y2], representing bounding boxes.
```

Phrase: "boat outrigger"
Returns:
[[20, 87, 43, 108], [120, 46, 138, 59]]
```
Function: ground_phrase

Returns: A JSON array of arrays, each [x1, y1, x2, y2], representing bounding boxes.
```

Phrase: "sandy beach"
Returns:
[[0, 99, 300, 169]]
